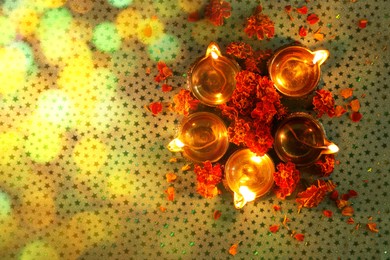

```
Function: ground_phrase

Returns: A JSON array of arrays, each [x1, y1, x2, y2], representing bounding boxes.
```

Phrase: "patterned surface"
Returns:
[[0, 0, 389, 259]]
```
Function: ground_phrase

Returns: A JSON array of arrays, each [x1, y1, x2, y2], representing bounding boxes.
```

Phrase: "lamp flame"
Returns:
[[206, 42, 221, 60], [327, 143, 339, 153], [312, 50, 329, 65], [167, 138, 185, 152], [233, 186, 256, 209]]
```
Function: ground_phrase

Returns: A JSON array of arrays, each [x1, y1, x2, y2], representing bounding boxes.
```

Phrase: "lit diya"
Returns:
[[187, 42, 240, 106], [167, 112, 229, 163], [274, 112, 339, 166], [268, 45, 329, 98], [225, 149, 275, 209]]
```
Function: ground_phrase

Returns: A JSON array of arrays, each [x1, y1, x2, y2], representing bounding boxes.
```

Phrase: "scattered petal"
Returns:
[[334, 105, 347, 117], [147, 102, 163, 115], [213, 210, 222, 220], [340, 88, 353, 99], [294, 233, 305, 241], [169, 157, 178, 163], [154, 61, 173, 83], [161, 83, 173, 92], [165, 187, 175, 201], [282, 215, 291, 229], [307, 13, 319, 25], [299, 26, 308, 37], [349, 99, 360, 112], [367, 222, 379, 233], [313, 30, 324, 41], [296, 6, 308, 15], [346, 217, 355, 224], [269, 224, 280, 233], [350, 111, 363, 122], [273, 205, 281, 211], [188, 11, 200, 22], [330, 190, 339, 200], [181, 164, 191, 171], [348, 190, 358, 198], [341, 206, 354, 216], [336, 199, 349, 209], [205, 0, 232, 26], [159, 206, 167, 212], [285, 5, 294, 20], [166, 172, 177, 183], [228, 243, 239, 256], [323, 210, 333, 218], [358, 19, 368, 29]]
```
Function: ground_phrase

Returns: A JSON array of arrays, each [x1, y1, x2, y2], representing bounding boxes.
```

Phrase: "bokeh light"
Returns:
[[20, 240, 59, 260], [107, 171, 135, 196], [0, 46, 27, 95], [0, 131, 22, 165], [148, 33, 181, 62], [36, 89, 73, 126], [136, 17, 164, 44], [107, 0, 133, 8], [72, 136, 108, 172], [178, 0, 204, 13], [0, 16, 16, 46], [115, 7, 142, 39], [9, 8, 39, 37], [9, 41, 35, 72], [35, 0, 67, 8], [92, 22, 122, 53], [0, 191, 11, 218]]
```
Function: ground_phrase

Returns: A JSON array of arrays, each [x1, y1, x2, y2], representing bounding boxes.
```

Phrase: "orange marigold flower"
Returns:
[[226, 42, 254, 59], [196, 182, 219, 199], [314, 154, 335, 177], [213, 210, 222, 220], [294, 233, 305, 241], [194, 161, 222, 198], [205, 0, 231, 26], [340, 88, 353, 99], [269, 224, 280, 233], [154, 61, 172, 82], [228, 243, 238, 256], [273, 162, 301, 198], [172, 89, 199, 116], [244, 6, 275, 40], [312, 89, 335, 118], [367, 222, 379, 233], [166, 172, 177, 183], [165, 187, 175, 201], [296, 180, 329, 208]]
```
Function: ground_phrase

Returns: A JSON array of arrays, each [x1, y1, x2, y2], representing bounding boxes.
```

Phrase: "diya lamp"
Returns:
[[167, 112, 229, 163], [274, 112, 339, 166], [268, 45, 329, 98], [225, 149, 275, 209], [187, 42, 240, 106]]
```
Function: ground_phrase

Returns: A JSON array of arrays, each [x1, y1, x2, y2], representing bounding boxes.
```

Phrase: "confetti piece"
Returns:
[[228, 243, 239, 256]]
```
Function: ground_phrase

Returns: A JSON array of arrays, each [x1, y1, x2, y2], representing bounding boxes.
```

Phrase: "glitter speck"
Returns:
[[164, 223, 169, 228], [160, 243, 165, 248], [170, 232, 175, 237], [356, 77, 361, 82], [189, 241, 195, 246], [336, 14, 341, 19]]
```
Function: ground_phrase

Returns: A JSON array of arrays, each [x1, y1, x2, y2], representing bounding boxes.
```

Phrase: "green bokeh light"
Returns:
[[92, 22, 122, 53], [0, 16, 16, 46], [0, 191, 11, 218], [10, 41, 35, 72], [107, 0, 133, 8], [148, 34, 181, 62]]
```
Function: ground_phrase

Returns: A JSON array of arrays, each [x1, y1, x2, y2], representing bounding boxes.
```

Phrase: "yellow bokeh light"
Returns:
[[36, 89, 73, 126], [136, 18, 164, 44], [116, 7, 142, 39], [20, 240, 59, 260], [68, 19, 93, 42], [0, 131, 22, 165], [72, 136, 108, 172], [9, 8, 39, 37], [34, 0, 67, 8], [178, 0, 204, 13], [107, 171, 135, 196], [0, 46, 27, 95]]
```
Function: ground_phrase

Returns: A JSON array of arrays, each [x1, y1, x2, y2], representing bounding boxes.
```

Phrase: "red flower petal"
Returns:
[[358, 19, 368, 29], [348, 189, 358, 198], [294, 233, 305, 241], [188, 11, 200, 22], [296, 6, 308, 15], [350, 111, 363, 122], [165, 187, 175, 201], [329, 190, 339, 200], [323, 210, 333, 218], [299, 26, 307, 37], [269, 224, 280, 233], [161, 84, 173, 92], [148, 102, 163, 115], [228, 243, 238, 256], [307, 13, 319, 25], [273, 205, 281, 211], [213, 210, 222, 220]]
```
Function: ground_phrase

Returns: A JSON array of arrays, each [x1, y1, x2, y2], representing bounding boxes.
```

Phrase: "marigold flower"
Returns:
[[154, 61, 172, 82], [312, 89, 336, 117], [196, 182, 219, 199], [296, 180, 329, 208], [244, 6, 275, 40], [273, 162, 300, 197], [194, 161, 222, 198], [172, 89, 199, 116], [315, 154, 335, 177], [205, 0, 232, 26], [226, 42, 254, 59]]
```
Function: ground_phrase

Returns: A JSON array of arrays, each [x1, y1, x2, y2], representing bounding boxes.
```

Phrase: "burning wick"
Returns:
[[312, 50, 330, 65], [234, 186, 256, 209]]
